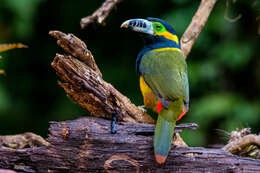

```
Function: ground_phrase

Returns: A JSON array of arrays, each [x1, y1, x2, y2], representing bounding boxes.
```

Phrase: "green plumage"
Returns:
[[140, 49, 189, 157], [121, 17, 190, 163], [140, 50, 189, 106]]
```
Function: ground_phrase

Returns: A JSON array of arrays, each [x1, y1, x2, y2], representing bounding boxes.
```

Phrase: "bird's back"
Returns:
[[139, 49, 189, 104]]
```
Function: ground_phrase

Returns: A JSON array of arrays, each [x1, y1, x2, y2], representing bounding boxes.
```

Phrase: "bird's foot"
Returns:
[[110, 111, 117, 134], [138, 105, 147, 114]]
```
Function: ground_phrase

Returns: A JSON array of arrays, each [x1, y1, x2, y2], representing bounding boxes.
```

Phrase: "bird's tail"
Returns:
[[154, 111, 175, 164]]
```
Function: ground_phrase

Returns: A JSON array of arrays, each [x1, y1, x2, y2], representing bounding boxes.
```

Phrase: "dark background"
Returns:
[[0, 0, 259, 146]]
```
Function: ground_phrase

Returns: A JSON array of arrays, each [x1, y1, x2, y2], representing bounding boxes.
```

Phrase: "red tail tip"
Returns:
[[157, 101, 163, 114], [176, 107, 187, 121], [154, 151, 167, 164]]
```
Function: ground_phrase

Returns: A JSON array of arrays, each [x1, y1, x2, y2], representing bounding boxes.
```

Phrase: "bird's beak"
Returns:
[[121, 19, 154, 35]]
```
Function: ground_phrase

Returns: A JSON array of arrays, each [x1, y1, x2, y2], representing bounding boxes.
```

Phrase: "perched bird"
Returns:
[[121, 18, 189, 164]]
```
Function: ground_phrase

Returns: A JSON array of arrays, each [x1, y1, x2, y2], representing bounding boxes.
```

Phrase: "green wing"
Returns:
[[139, 50, 189, 105]]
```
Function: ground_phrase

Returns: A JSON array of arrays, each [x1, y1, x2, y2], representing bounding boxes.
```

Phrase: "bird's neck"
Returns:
[[143, 35, 180, 50], [136, 37, 181, 75]]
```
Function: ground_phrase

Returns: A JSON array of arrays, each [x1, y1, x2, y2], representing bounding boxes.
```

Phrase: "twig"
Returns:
[[181, 0, 218, 58], [80, 0, 122, 29], [224, 0, 242, 23]]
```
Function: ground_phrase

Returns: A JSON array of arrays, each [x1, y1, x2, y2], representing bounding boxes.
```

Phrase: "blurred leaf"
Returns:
[[232, 101, 260, 124], [0, 83, 10, 113], [163, 2, 199, 34], [206, 2, 237, 34], [211, 41, 252, 70], [0, 43, 27, 52], [173, 0, 192, 5], [257, 16, 260, 35], [181, 130, 206, 146], [3, 0, 44, 38], [191, 94, 236, 119]]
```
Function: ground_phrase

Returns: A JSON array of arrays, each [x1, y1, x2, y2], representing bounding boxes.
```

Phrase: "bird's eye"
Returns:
[[156, 24, 162, 30]]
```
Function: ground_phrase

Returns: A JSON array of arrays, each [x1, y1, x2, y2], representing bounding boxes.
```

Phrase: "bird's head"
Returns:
[[121, 17, 180, 49]]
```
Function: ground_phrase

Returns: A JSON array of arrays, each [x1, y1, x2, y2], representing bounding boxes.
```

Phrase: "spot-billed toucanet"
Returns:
[[121, 18, 189, 164]]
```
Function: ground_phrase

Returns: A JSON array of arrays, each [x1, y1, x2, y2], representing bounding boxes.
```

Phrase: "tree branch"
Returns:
[[80, 0, 122, 29], [181, 0, 218, 58], [1, 117, 260, 173]]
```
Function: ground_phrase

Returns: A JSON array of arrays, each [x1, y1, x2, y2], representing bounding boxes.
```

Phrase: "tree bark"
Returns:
[[1, 117, 260, 173]]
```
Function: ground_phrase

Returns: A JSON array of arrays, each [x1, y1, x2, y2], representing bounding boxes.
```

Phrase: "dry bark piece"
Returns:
[[0, 132, 49, 149], [49, 31, 102, 77]]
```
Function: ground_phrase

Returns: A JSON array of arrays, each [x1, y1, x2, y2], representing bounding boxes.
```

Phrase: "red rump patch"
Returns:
[[157, 101, 187, 121], [177, 107, 186, 121], [157, 101, 163, 114]]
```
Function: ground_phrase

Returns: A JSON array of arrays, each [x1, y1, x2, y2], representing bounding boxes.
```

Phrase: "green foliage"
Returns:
[[0, 83, 10, 113], [1, 0, 44, 39], [0, 0, 259, 147], [211, 41, 253, 70]]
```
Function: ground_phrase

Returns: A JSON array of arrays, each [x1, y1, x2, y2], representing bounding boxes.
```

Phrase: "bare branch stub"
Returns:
[[181, 0, 218, 58], [80, 0, 122, 29], [49, 31, 102, 77]]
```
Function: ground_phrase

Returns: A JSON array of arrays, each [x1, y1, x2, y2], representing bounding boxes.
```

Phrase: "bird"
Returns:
[[121, 17, 189, 164]]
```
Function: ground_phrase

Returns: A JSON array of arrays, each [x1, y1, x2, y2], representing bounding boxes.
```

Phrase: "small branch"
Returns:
[[181, 0, 218, 58], [80, 0, 122, 29], [223, 129, 260, 159]]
